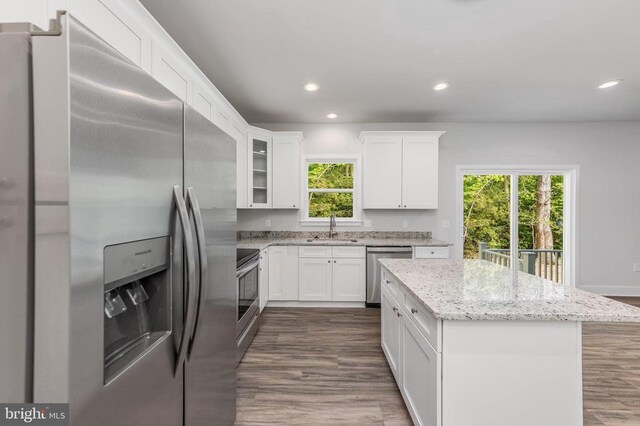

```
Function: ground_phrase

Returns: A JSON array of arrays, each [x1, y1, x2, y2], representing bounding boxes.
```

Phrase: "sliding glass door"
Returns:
[[460, 167, 574, 285]]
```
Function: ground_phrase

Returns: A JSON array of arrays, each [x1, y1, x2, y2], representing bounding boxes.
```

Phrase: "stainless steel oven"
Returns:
[[236, 249, 260, 364]]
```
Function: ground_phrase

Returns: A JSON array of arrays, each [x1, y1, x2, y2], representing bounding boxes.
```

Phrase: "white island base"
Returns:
[[440, 320, 582, 426], [381, 269, 583, 426]]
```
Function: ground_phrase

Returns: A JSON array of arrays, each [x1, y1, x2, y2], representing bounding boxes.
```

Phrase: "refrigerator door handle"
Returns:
[[173, 185, 198, 375], [186, 187, 207, 356]]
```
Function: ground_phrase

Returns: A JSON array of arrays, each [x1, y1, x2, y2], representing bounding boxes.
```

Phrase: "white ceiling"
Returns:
[[140, 0, 640, 123]]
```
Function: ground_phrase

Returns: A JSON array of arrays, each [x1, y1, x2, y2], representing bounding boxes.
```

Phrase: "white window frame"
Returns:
[[300, 154, 362, 226], [455, 164, 578, 287]]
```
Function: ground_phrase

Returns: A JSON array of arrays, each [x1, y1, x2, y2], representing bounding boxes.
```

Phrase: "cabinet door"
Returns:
[[247, 134, 272, 208], [268, 246, 298, 300], [73, 0, 152, 73], [362, 135, 402, 209], [268, 246, 285, 300], [259, 249, 269, 311], [192, 81, 214, 121], [272, 135, 300, 209], [402, 316, 441, 426], [402, 136, 438, 209], [299, 258, 333, 301], [230, 126, 247, 208], [151, 42, 193, 103], [381, 287, 402, 382], [332, 258, 365, 301]]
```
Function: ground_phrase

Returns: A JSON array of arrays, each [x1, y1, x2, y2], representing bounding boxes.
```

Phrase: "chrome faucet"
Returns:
[[329, 213, 337, 239]]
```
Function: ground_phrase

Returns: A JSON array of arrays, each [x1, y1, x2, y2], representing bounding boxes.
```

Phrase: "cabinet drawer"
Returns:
[[414, 246, 450, 259], [332, 246, 366, 259], [299, 246, 333, 258], [381, 270, 402, 301], [403, 291, 441, 352]]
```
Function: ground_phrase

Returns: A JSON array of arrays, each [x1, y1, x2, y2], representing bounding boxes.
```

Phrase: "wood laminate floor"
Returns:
[[236, 301, 640, 426]]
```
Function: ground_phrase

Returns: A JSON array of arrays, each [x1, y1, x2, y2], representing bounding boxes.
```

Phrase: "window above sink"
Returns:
[[300, 155, 362, 226]]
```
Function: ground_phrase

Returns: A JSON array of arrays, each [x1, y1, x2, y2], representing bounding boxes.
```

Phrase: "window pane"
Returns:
[[308, 192, 353, 218], [463, 175, 512, 269], [518, 175, 564, 283], [308, 163, 354, 189]]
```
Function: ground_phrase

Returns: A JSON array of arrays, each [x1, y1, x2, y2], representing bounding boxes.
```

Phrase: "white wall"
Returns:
[[239, 121, 640, 295]]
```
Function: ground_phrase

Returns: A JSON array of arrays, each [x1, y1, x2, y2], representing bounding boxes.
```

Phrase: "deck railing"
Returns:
[[478, 242, 563, 283]]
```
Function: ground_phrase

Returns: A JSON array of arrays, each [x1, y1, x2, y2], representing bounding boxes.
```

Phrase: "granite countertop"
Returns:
[[379, 258, 640, 322], [236, 231, 451, 250]]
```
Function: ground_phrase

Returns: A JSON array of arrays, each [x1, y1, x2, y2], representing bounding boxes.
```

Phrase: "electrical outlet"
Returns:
[[265, 219, 271, 228], [634, 263, 640, 272], [441, 220, 450, 229], [364, 219, 373, 228], [402, 219, 408, 229]]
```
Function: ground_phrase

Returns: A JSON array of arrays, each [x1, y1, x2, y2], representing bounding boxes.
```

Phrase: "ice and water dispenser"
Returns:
[[103, 237, 171, 383]]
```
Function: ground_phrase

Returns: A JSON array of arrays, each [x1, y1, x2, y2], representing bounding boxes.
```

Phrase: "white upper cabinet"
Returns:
[[72, 0, 152, 73], [151, 42, 193, 103], [229, 125, 248, 208], [361, 131, 444, 209], [192, 80, 215, 121], [247, 129, 272, 208], [402, 135, 439, 208], [362, 135, 403, 209], [272, 132, 301, 209]]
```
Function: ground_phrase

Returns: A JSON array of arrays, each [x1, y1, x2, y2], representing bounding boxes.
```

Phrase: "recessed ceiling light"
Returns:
[[434, 82, 449, 91], [327, 113, 338, 119], [304, 82, 319, 92], [598, 79, 622, 89]]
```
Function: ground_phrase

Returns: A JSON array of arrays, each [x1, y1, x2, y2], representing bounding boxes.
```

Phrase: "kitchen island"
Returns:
[[379, 259, 640, 426]]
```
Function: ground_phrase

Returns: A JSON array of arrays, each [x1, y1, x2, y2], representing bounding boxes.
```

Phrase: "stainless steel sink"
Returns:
[[306, 238, 358, 243]]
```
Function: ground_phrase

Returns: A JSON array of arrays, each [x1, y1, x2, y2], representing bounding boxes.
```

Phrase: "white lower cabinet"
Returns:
[[332, 258, 366, 301], [268, 246, 299, 301], [382, 278, 442, 426], [402, 315, 441, 426], [259, 248, 269, 311], [381, 287, 402, 381], [298, 246, 366, 302], [299, 258, 333, 301]]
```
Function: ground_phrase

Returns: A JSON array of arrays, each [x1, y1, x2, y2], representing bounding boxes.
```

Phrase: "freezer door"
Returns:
[[33, 16, 184, 425], [0, 32, 33, 403], [183, 105, 237, 425]]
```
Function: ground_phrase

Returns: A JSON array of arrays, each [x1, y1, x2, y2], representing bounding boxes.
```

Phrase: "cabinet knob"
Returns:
[[396, 312, 403, 317], [327, 260, 331, 263], [404, 205, 407, 208], [398, 204, 401, 208], [293, 204, 296, 207], [411, 308, 418, 314], [392, 307, 398, 312], [334, 260, 337, 263], [250, 204, 253, 207]]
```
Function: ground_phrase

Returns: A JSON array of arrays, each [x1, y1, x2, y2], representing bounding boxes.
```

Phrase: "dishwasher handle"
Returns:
[[366, 247, 413, 253]]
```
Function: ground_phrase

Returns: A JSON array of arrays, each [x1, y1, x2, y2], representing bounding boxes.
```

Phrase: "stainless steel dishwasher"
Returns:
[[366, 247, 413, 307]]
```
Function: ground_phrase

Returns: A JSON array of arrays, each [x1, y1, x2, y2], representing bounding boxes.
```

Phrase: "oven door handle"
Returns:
[[237, 258, 260, 278], [186, 187, 207, 357], [173, 186, 197, 375]]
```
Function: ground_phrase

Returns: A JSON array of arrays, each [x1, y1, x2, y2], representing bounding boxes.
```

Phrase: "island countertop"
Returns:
[[379, 258, 640, 322]]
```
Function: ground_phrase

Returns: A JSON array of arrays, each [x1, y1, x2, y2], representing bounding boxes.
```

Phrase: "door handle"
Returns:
[[186, 187, 207, 357], [173, 186, 197, 375]]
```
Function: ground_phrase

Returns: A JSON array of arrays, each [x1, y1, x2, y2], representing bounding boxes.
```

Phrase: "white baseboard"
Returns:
[[266, 301, 366, 308], [579, 285, 640, 297]]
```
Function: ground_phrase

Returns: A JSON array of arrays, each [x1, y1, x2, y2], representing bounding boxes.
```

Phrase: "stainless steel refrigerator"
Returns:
[[0, 12, 236, 425]]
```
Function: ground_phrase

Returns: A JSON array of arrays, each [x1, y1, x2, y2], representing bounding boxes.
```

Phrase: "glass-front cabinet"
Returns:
[[247, 132, 272, 208]]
